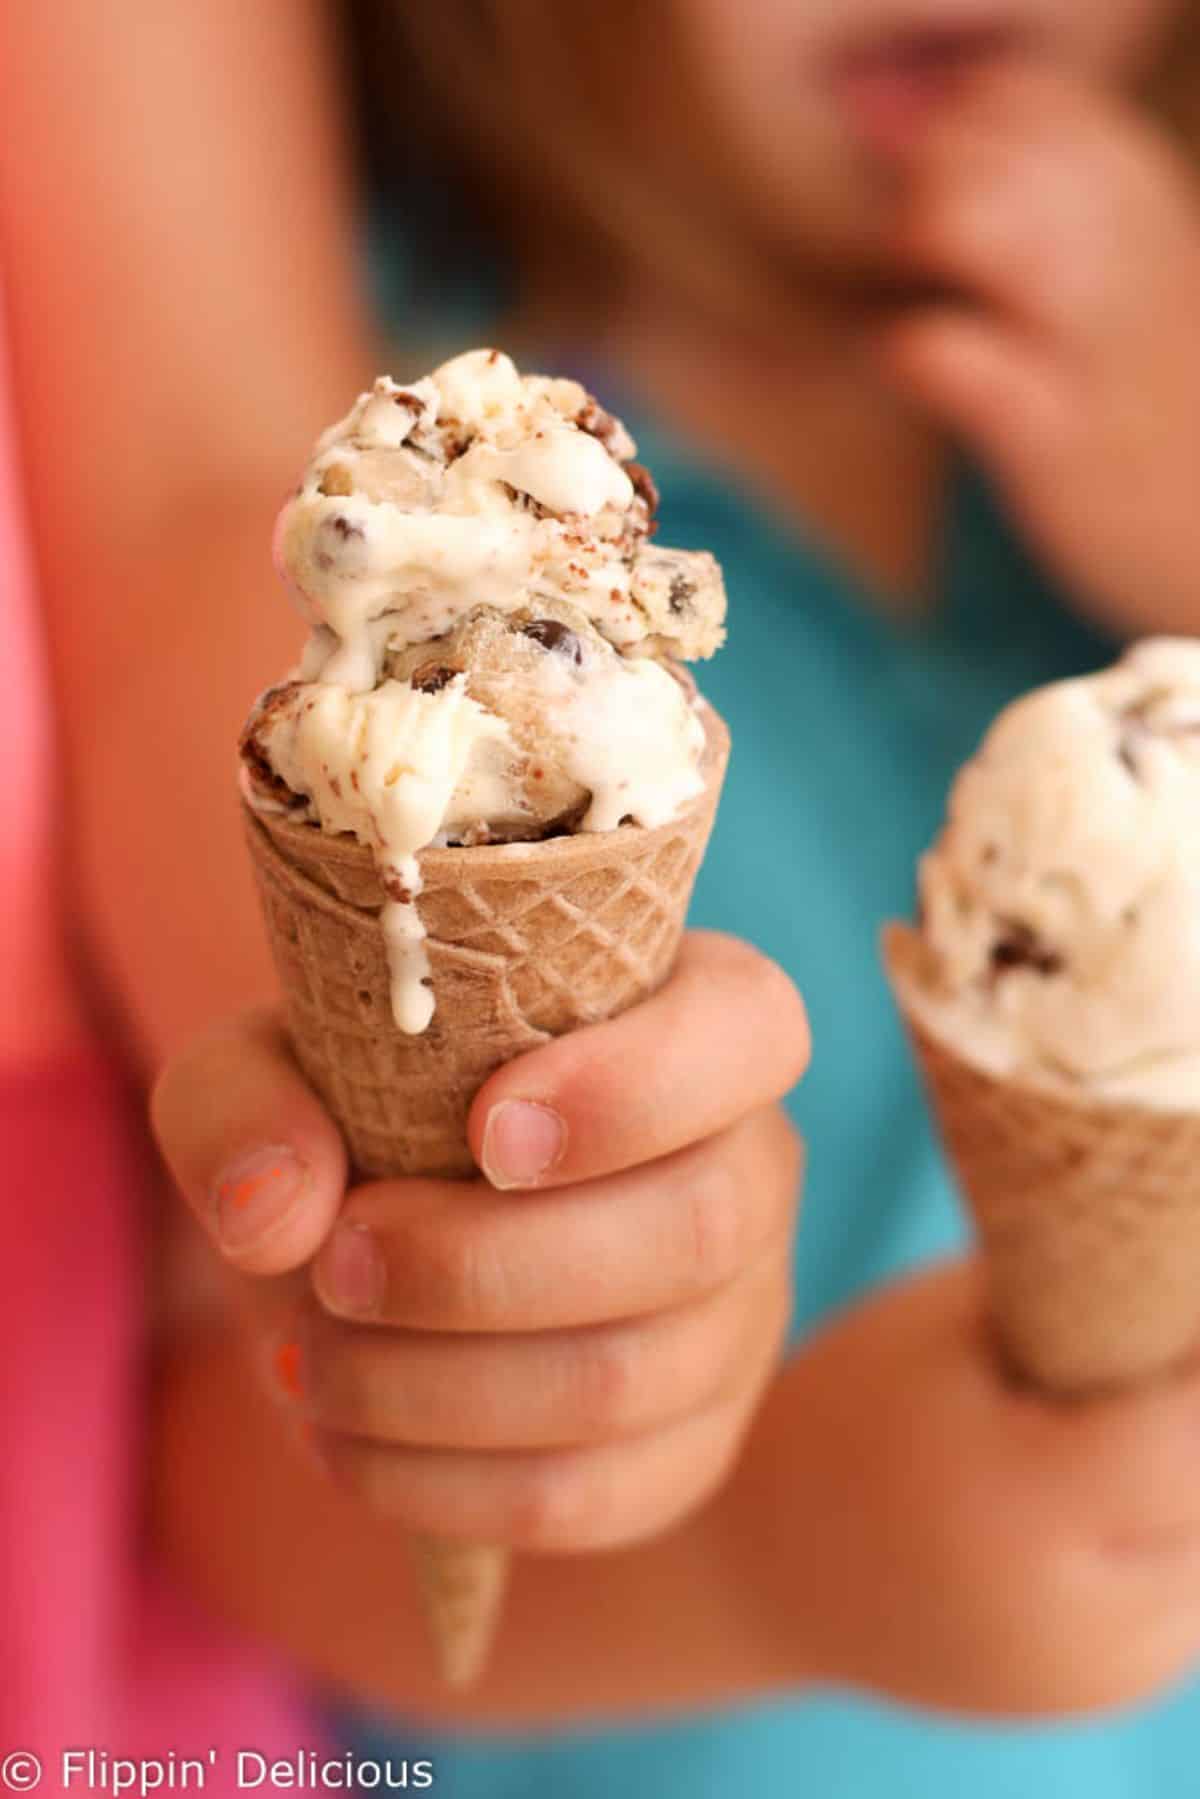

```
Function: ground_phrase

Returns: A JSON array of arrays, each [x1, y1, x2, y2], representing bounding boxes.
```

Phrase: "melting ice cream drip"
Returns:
[[380, 858, 432, 1036]]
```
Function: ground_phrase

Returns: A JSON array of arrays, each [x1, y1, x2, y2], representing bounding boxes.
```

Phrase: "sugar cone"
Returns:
[[406, 1535, 510, 1690], [883, 922, 1200, 1395], [243, 703, 729, 1681]]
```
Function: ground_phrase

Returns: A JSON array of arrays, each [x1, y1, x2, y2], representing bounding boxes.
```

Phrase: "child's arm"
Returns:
[[0, 0, 374, 1066], [877, 62, 1200, 640], [154, 973, 1200, 1725]]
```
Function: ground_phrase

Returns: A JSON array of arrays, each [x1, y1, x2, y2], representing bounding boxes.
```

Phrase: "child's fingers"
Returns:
[[294, 1237, 787, 1451], [150, 1006, 347, 1275], [889, 62, 1187, 343], [876, 306, 1068, 478], [311, 1391, 754, 1552], [466, 930, 810, 1192], [311, 1106, 801, 1333], [892, 125, 1106, 338]]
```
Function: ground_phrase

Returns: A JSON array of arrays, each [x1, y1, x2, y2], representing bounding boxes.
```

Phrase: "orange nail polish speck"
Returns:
[[212, 1147, 306, 1253], [225, 1165, 286, 1211], [274, 1340, 303, 1398]]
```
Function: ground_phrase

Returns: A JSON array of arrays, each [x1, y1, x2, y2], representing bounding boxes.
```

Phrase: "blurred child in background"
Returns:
[[9, 2, 1200, 1794]]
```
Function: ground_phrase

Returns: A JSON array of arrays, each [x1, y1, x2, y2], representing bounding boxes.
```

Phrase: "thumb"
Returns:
[[150, 1008, 347, 1275]]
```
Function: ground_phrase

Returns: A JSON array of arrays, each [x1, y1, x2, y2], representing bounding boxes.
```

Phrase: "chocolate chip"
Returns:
[[989, 921, 1063, 978], [520, 618, 584, 664], [626, 461, 659, 515], [410, 662, 459, 694], [575, 398, 621, 452], [500, 481, 551, 520], [668, 573, 695, 616], [314, 512, 367, 573], [238, 688, 309, 811], [440, 428, 474, 461]]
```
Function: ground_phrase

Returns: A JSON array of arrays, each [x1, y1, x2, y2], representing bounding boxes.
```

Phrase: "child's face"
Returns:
[[654, 0, 1186, 275]]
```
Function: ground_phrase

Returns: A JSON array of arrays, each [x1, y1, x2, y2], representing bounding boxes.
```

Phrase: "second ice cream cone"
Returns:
[[884, 923, 1200, 1394]]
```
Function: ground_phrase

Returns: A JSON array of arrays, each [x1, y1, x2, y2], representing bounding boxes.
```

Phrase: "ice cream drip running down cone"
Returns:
[[884, 639, 1200, 1395], [239, 349, 730, 1683]]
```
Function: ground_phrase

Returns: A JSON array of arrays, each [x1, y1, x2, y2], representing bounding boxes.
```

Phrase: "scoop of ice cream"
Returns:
[[244, 596, 707, 849], [384, 598, 705, 838], [908, 638, 1200, 1106], [274, 349, 726, 690], [244, 350, 724, 1036]]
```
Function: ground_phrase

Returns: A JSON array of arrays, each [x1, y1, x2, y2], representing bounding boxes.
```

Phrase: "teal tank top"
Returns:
[[333, 406, 1200, 1796]]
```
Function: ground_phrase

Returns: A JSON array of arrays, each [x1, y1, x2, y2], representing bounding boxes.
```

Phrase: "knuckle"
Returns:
[[572, 1329, 642, 1436], [506, 1453, 600, 1550], [315, 1335, 393, 1440], [401, 1216, 504, 1328], [321, 1436, 405, 1521], [684, 1164, 744, 1289]]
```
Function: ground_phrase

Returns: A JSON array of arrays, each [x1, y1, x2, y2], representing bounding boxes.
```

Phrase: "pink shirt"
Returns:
[[0, 278, 324, 1779]]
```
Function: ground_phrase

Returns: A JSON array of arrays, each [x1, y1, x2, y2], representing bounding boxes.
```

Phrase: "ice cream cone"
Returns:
[[883, 922, 1200, 1395], [243, 703, 729, 1681]]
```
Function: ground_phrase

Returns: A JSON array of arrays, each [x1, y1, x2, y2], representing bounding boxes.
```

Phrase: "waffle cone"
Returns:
[[242, 703, 729, 1682], [884, 923, 1200, 1395]]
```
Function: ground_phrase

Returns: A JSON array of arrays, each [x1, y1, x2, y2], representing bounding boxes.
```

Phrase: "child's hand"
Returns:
[[151, 932, 808, 1551], [878, 63, 1200, 639], [759, 1260, 1200, 1717]]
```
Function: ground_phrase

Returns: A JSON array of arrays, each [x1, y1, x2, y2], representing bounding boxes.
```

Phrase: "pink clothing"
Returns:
[[0, 287, 323, 1776]]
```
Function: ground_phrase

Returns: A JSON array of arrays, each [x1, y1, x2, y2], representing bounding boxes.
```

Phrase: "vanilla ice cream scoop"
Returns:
[[275, 349, 725, 691], [242, 350, 726, 1033], [909, 638, 1200, 1106]]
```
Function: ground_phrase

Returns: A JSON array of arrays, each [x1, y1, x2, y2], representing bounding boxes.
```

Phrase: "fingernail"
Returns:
[[213, 1145, 307, 1252], [274, 1338, 304, 1399], [318, 1223, 384, 1319], [480, 1100, 566, 1190]]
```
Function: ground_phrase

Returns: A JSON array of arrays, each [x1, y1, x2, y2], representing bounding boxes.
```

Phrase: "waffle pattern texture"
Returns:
[[245, 707, 727, 1180], [886, 923, 1200, 1394]]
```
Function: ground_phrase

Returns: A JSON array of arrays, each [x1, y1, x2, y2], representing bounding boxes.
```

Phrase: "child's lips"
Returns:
[[829, 22, 1037, 151]]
